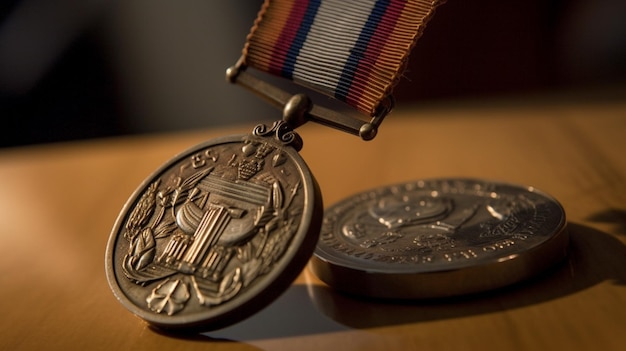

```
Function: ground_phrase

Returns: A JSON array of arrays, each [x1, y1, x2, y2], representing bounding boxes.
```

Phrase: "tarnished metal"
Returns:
[[106, 122, 322, 331], [226, 62, 393, 141], [310, 178, 569, 299]]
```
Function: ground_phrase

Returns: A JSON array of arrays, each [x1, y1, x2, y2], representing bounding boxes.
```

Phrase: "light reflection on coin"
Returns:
[[105, 123, 322, 331], [310, 179, 568, 299]]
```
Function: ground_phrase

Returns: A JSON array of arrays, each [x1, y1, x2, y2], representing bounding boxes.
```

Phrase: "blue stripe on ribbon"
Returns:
[[334, 0, 390, 101], [282, 0, 322, 79]]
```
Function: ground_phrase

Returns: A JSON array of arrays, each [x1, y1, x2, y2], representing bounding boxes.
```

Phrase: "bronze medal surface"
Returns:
[[310, 178, 568, 299], [106, 123, 322, 331]]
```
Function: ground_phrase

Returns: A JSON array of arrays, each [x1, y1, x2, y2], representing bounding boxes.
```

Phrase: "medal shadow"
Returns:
[[150, 283, 352, 343], [306, 222, 626, 329]]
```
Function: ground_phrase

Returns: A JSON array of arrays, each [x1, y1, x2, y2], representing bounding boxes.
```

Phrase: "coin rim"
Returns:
[[309, 178, 568, 299], [105, 134, 323, 330]]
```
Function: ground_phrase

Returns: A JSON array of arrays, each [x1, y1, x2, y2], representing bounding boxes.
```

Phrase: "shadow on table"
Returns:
[[307, 222, 626, 329], [152, 282, 352, 343], [587, 208, 626, 236], [151, 222, 625, 342]]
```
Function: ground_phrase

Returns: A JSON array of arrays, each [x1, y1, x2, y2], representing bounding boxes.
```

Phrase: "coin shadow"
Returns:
[[587, 208, 626, 236], [307, 222, 626, 329]]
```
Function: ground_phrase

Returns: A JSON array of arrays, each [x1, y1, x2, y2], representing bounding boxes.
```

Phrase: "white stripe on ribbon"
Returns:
[[291, 0, 379, 93]]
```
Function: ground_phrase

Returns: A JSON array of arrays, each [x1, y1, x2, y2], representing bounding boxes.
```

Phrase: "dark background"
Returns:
[[1, 0, 625, 148]]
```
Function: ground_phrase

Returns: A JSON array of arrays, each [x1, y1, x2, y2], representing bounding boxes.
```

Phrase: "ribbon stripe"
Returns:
[[280, 0, 320, 78], [243, 0, 443, 116]]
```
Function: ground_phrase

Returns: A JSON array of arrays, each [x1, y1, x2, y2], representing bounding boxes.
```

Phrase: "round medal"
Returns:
[[105, 122, 322, 331], [310, 178, 568, 299]]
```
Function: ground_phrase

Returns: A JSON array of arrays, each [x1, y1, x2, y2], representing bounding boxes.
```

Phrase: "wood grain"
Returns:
[[1, 97, 624, 350]]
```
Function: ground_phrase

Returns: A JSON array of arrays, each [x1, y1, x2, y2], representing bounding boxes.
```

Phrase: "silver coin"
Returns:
[[105, 121, 322, 331], [310, 178, 568, 299]]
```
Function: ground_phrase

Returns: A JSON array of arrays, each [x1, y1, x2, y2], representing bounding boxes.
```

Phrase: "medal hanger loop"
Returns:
[[226, 59, 393, 141]]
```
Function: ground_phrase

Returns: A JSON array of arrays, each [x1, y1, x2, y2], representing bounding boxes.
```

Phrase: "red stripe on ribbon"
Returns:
[[267, 0, 310, 75], [344, 0, 406, 110]]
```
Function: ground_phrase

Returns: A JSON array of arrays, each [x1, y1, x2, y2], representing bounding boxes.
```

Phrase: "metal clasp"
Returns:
[[226, 60, 393, 141]]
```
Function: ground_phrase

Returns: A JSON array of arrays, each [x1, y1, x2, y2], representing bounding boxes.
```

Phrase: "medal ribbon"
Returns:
[[242, 0, 444, 117]]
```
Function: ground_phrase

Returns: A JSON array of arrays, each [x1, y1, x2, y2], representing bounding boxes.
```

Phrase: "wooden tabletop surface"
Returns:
[[1, 95, 625, 350]]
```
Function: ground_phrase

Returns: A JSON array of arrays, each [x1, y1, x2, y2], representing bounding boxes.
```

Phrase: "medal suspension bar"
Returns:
[[226, 61, 393, 141]]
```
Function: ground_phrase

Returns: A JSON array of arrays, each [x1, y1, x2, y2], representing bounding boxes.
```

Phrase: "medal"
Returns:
[[105, 126, 322, 331], [104, 0, 457, 331]]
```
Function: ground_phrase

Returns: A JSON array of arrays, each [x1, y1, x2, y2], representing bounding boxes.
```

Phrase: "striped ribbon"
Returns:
[[242, 0, 443, 117]]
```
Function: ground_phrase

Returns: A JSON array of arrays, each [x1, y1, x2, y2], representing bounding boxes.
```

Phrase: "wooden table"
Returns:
[[1, 95, 625, 350]]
